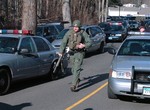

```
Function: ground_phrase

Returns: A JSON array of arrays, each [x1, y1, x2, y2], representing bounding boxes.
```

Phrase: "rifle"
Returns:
[[53, 55, 63, 74]]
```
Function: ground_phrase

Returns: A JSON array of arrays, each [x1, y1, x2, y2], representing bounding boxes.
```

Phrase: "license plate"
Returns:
[[143, 87, 150, 95], [115, 34, 121, 36], [108, 37, 112, 40]]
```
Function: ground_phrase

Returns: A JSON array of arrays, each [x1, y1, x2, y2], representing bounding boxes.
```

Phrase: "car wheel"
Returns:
[[107, 84, 117, 99], [0, 69, 10, 95], [98, 42, 104, 53]]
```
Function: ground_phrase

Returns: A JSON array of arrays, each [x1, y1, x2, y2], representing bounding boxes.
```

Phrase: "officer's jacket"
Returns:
[[59, 29, 92, 54]]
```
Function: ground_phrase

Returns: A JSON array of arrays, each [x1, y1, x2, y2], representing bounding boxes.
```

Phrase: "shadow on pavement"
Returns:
[[84, 47, 108, 58], [8, 68, 72, 94], [76, 73, 109, 91], [0, 102, 32, 110], [84, 108, 93, 110]]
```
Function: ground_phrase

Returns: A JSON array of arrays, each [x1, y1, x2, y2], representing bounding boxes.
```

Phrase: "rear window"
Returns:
[[110, 25, 124, 31]]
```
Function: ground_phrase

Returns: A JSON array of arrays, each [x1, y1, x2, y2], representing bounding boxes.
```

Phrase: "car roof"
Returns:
[[127, 35, 150, 40], [37, 22, 63, 27], [81, 25, 100, 29], [0, 34, 41, 39]]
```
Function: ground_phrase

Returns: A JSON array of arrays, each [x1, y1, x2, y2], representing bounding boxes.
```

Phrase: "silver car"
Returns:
[[52, 25, 106, 54], [0, 34, 64, 95], [108, 35, 150, 99]]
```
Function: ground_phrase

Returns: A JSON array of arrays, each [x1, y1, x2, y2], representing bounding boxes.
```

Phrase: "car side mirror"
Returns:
[[19, 48, 29, 54], [18, 48, 38, 58]]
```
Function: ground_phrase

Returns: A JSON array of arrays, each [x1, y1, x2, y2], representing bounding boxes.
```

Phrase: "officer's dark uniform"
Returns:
[[59, 20, 91, 92]]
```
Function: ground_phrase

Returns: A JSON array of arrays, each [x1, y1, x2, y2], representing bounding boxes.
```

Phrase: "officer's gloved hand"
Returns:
[[56, 52, 63, 57]]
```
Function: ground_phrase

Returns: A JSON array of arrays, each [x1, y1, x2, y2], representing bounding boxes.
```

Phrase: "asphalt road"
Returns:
[[0, 43, 150, 110]]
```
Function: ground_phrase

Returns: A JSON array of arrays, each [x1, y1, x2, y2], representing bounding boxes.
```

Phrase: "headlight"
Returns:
[[111, 70, 131, 79]]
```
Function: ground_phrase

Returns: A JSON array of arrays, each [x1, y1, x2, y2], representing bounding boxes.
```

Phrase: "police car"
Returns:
[[0, 29, 64, 95], [105, 22, 128, 42], [108, 35, 150, 99]]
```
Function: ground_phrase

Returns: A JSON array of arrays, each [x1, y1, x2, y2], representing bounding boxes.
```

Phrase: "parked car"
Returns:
[[52, 25, 106, 54], [0, 30, 66, 95], [51, 28, 69, 50], [108, 35, 150, 99], [36, 22, 64, 43], [81, 25, 106, 53]]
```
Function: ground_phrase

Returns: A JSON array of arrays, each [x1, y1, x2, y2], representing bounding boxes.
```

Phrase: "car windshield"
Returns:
[[56, 29, 69, 39], [129, 21, 137, 24], [0, 37, 19, 53], [118, 39, 150, 56], [55, 24, 64, 32], [110, 25, 124, 31]]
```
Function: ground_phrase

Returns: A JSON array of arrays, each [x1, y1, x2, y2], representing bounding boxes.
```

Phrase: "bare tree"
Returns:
[[22, 0, 37, 35], [62, 0, 71, 28], [98, 0, 101, 22], [105, 0, 108, 22], [101, 0, 105, 22]]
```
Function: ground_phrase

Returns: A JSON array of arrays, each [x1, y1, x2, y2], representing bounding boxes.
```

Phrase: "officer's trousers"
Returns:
[[70, 52, 84, 86]]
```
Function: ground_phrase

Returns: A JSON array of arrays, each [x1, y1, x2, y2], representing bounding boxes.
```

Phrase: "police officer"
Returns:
[[58, 20, 91, 92]]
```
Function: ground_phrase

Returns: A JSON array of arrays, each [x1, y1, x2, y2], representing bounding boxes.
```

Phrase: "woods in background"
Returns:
[[0, 0, 149, 30]]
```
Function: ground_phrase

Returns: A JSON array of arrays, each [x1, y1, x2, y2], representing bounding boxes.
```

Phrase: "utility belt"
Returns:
[[68, 49, 85, 55]]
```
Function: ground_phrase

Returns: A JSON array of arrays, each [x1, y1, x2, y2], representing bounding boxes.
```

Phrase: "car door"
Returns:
[[17, 37, 40, 78], [33, 37, 55, 75]]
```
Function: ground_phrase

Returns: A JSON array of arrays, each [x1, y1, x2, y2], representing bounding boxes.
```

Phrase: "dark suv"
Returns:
[[36, 22, 64, 43]]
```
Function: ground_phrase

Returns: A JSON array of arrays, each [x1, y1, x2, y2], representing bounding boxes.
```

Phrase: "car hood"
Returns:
[[113, 56, 150, 70]]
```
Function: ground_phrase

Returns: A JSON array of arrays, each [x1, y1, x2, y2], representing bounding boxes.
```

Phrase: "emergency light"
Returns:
[[0, 29, 32, 35], [109, 22, 122, 25]]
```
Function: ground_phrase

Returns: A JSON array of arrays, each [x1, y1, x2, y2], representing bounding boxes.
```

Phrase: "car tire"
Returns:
[[107, 84, 117, 99], [49, 60, 61, 80], [0, 69, 10, 95], [98, 42, 104, 53]]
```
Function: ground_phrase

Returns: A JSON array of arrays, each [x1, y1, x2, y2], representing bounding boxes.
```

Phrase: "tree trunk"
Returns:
[[62, 0, 71, 28], [22, 0, 37, 35], [101, 0, 105, 22], [98, 0, 101, 22], [105, 0, 108, 22]]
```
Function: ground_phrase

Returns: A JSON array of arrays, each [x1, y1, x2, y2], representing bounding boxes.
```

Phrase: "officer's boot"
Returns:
[[70, 78, 81, 92], [75, 78, 81, 88], [70, 85, 76, 92]]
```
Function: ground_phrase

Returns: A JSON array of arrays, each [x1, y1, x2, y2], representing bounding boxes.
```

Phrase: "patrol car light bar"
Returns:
[[0, 30, 32, 35], [109, 22, 122, 25]]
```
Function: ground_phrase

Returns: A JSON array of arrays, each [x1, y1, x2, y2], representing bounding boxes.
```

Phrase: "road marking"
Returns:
[[65, 82, 108, 110]]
